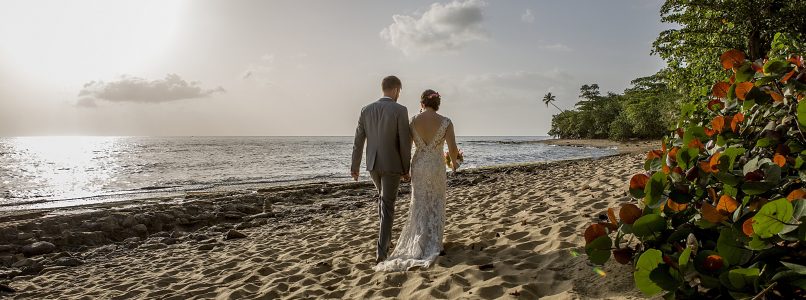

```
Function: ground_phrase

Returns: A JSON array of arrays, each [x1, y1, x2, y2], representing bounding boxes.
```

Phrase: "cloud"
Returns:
[[521, 9, 535, 23], [77, 74, 224, 106], [380, 0, 487, 56], [538, 43, 573, 52]]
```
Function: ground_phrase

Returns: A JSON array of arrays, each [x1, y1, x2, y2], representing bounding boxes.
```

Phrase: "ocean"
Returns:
[[0, 136, 616, 210]]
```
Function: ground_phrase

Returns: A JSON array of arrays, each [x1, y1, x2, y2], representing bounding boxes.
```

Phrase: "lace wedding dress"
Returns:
[[374, 117, 451, 272]]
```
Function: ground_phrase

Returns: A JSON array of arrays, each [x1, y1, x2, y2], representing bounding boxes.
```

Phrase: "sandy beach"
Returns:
[[1, 140, 655, 299]]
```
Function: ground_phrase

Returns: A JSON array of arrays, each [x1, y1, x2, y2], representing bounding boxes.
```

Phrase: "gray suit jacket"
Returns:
[[351, 98, 412, 175]]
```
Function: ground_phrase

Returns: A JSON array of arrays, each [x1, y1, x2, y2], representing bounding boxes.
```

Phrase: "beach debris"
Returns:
[[21, 241, 55, 257], [225, 230, 247, 240], [197, 244, 216, 251], [54, 257, 83, 267]]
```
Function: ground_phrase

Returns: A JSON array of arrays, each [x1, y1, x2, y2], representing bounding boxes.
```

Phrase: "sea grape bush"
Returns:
[[582, 34, 806, 299]]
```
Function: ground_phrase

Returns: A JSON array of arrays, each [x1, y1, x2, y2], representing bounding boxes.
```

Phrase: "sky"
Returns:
[[0, 0, 670, 136]]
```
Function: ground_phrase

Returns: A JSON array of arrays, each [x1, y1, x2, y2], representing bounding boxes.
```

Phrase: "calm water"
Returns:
[[0, 136, 616, 210]]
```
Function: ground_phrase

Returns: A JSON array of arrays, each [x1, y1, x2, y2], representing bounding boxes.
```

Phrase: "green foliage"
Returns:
[[548, 74, 681, 140], [581, 40, 806, 298], [652, 0, 806, 102]]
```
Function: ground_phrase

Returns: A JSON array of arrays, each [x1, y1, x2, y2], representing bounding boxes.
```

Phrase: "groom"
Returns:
[[351, 75, 412, 263]]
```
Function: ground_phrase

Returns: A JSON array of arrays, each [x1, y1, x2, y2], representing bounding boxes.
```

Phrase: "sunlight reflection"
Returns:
[[1, 136, 122, 201]]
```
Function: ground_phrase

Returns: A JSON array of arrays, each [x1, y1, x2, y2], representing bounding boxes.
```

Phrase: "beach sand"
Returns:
[[2, 142, 655, 299]]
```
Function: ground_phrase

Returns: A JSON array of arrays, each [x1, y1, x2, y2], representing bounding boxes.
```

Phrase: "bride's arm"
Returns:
[[445, 122, 460, 171]]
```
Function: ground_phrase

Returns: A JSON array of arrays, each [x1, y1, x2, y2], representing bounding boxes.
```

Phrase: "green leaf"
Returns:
[[781, 200, 806, 235], [678, 247, 691, 270], [747, 235, 771, 250], [585, 235, 612, 265], [741, 181, 775, 195], [644, 172, 667, 207], [763, 59, 790, 74], [735, 63, 755, 82], [650, 264, 680, 291], [722, 147, 746, 170], [752, 199, 794, 238], [633, 214, 666, 237], [727, 267, 759, 290], [798, 101, 806, 128], [682, 126, 706, 145], [781, 262, 806, 274], [716, 228, 752, 265], [634, 249, 664, 296]]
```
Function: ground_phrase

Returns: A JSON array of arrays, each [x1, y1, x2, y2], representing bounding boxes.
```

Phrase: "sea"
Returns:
[[0, 136, 617, 210]]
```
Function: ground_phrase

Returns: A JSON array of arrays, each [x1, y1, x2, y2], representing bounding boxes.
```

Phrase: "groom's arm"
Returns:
[[351, 109, 366, 179], [397, 106, 412, 174]]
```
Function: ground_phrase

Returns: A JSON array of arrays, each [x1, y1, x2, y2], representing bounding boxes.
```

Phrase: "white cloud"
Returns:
[[77, 74, 224, 106], [521, 9, 535, 23], [538, 43, 573, 52], [381, 0, 487, 56]]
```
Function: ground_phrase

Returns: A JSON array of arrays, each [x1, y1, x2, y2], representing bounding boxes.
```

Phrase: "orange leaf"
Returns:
[[646, 150, 662, 160], [666, 199, 688, 212], [708, 188, 718, 202], [799, 94, 804, 102], [720, 49, 745, 70], [676, 128, 684, 139], [774, 154, 787, 167], [742, 218, 754, 237], [619, 204, 642, 225], [731, 113, 744, 132], [712, 82, 730, 98], [735, 82, 754, 101], [672, 166, 683, 174], [702, 202, 727, 223], [711, 116, 725, 133], [787, 189, 806, 202], [782, 70, 796, 83], [704, 127, 716, 137], [769, 91, 784, 102], [662, 164, 671, 174], [708, 152, 722, 172], [788, 55, 803, 67], [584, 223, 608, 244], [668, 147, 679, 162], [699, 160, 713, 173], [703, 254, 724, 271], [607, 208, 618, 226], [716, 195, 738, 214], [688, 138, 703, 150], [630, 174, 649, 190]]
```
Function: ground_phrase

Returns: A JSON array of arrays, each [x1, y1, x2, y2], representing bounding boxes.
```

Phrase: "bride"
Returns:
[[374, 89, 461, 272]]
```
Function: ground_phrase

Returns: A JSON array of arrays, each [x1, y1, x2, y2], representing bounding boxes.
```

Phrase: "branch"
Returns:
[[751, 281, 777, 300]]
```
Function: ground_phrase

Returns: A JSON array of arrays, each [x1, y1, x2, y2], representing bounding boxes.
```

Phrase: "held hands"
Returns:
[[351, 171, 359, 181], [401, 173, 411, 182]]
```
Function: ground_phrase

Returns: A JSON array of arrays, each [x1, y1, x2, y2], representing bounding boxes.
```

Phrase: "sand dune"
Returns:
[[8, 153, 649, 299]]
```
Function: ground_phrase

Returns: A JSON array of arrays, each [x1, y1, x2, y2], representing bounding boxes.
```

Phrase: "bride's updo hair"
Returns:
[[420, 89, 441, 111]]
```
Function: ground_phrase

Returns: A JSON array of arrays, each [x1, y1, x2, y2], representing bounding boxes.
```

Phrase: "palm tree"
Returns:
[[542, 92, 564, 113]]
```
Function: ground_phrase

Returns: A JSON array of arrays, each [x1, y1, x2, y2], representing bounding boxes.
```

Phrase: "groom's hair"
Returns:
[[381, 76, 402, 91]]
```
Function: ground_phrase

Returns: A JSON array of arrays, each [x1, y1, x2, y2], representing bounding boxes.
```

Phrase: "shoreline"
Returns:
[[1, 138, 656, 299]]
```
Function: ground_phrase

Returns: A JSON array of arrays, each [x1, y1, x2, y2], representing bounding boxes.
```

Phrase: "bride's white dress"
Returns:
[[374, 117, 451, 272]]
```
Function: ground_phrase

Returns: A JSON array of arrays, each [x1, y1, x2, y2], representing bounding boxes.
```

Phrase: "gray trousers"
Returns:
[[370, 171, 401, 262]]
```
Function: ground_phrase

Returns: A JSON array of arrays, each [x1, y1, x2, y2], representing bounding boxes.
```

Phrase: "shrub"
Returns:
[[582, 35, 806, 299]]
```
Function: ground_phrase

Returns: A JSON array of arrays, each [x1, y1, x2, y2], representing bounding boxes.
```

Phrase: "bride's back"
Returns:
[[411, 111, 445, 145]]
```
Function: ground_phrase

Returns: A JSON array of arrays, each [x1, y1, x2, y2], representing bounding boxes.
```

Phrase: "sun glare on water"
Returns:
[[1, 136, 123, 203]]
